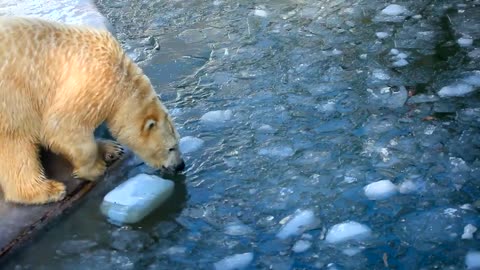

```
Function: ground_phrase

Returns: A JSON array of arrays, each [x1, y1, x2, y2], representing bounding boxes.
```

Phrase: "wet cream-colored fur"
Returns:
[[0, 17, 182, 204]]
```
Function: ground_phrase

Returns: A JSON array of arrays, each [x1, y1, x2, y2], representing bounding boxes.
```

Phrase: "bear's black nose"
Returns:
[[175, 160, 186, 172]]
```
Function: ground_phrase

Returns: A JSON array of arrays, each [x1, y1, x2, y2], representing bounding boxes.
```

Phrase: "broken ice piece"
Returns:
[[381, 4, 407, 16], [276, 209, 319, 239], [462, 224, 478, 239], [100, 174, 174, 224], [179, 136, 204, 154], [214, 253, 254, 270], [364, 180, 398, 200]]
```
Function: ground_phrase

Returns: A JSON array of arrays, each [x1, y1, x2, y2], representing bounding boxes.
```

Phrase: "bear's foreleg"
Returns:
[[0, 136, 66, 204]]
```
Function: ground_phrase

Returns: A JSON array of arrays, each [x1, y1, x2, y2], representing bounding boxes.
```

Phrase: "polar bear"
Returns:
[[0, 17, 185, 204]]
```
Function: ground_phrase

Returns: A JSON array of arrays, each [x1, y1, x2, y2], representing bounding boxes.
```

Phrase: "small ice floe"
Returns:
[[438, 83, 475, 97], [224, 222, 253, 236], [466, 251, 480, 269], [276, 209, 319, 240], [398, 180, 421, 194], [375, 32, 389, 39], [342, 247, 364, 256], [258, 146, 295, 158], [214, 253, 254, 270], [325, 221, 372, 244], [462, 71, 480, 87], [392, 59, 409, 67], [389, 48, 399, 55], [372, 69, 391, 80], [179, 136, 204, 154], [200, 110, 233, 123], [257, 124, 275, 133], [381, 4, 407, 16], [364, 180, 398, 200], [462, 224, 478, 239], [253, 9, 268, 17], [100, 174, 174, 224], [292, 240, 312, 253], [458, 37, 473, 47]]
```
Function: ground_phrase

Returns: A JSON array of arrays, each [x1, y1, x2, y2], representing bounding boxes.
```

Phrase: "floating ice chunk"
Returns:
[[438, 83, 475, 97], [258, 124, 275, 133], [372, 69, 391, 80], [389, 48, 399, 55], [224, 222, 253, 236], [381, 4, 407, 16], [412, 14, 422, 19], [342, 247, 364, 256], [359, 54, 368, 60], [214, 253, 254, 270], [392, 59, 409, 67], [458, 37, 473, 47], [332, 48, 343, 55], [364, 180, 398, 200], [466, 251, 480, 269], [325, 221, 372, 243], [398, 180, 418, 194], [462, 71, 480, 86], [258, 146, 294, 158], [292, 240, 312, 253], [462, 224, 478, 239], [396, 52, 408, 59], [254, 9, 268, 17], [276, 209, 319, 239], [101, 174, 175, 224], [201, 110, 233, 123], [375, 32, 389, 39], [179, 136, 204, 154]]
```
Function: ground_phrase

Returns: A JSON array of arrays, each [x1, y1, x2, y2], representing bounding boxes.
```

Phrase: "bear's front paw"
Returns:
[[97, 139, 124, 166], [73, 159, 107, 181]]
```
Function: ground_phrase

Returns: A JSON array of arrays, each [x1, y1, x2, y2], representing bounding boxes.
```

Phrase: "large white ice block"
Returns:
[[100, 174, 174, 224]]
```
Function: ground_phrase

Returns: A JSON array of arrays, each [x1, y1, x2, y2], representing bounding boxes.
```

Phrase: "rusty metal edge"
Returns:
[[0, 181, 96, 259]]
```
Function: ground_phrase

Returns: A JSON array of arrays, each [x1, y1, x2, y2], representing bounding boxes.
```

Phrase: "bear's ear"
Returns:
[[144, 119, 157, 132]]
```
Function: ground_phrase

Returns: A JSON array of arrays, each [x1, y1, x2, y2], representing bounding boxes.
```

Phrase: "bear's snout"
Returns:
[[174, 160, 186, 172]]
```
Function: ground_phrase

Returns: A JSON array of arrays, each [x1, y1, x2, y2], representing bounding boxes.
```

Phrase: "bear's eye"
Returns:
[[168, 147, 176, 152], [144, 119, 157, 131]]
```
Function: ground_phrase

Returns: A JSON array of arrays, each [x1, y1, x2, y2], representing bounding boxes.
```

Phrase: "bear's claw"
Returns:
[[97, 139, 124, 166]]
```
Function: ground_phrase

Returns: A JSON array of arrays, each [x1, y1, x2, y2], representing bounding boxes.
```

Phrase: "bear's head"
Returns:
[[108, 72, 185, 174]]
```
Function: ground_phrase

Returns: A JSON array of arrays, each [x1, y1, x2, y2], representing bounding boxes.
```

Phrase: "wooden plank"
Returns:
[[0, 149, 125, 259]]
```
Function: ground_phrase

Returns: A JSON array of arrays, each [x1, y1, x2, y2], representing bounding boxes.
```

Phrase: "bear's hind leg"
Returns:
[[0, 136, 66, 204]]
